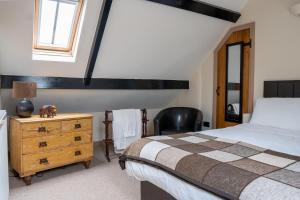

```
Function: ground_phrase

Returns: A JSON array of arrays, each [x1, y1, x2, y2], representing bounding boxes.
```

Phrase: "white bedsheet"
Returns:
[[125, 124, 300, 200], [203, 123, 300, 156]]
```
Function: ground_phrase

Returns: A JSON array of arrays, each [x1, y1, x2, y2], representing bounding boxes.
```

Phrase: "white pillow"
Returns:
[[250, 98, 300, 131]]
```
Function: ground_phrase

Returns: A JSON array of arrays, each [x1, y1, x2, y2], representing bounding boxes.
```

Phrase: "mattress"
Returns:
[[126, 160, 223, 200], [124, 123, 300, 200]]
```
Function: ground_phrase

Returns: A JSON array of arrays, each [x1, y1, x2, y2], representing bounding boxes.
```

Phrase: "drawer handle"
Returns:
[[74, 136, 82, 141], [38, 127, 47, 133], [39, 141, 48, 148], [40, 158, 49, 165], [75, 151, 81, 156], [74, 124, 81, 129]]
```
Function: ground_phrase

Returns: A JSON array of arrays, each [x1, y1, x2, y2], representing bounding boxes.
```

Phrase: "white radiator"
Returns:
[[0, 110, 9, 200]]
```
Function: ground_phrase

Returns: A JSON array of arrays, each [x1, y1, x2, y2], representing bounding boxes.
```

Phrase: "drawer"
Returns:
[[22, 149, 63, 173], [63, 131, 92, 146], [64, 143, 93, 163], [22, 121, 61, 138], [61, 118, 92, 132], [22, 135, 67, 154]]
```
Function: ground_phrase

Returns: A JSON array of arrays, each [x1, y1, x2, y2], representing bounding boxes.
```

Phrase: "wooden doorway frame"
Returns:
[[212, 22, 255, 128]]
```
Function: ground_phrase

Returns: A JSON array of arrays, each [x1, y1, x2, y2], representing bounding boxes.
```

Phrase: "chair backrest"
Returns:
[[157, 107, 202, 131]]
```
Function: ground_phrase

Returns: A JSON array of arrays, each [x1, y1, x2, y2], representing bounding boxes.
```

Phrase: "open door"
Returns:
[[214, 24, 254, 129]]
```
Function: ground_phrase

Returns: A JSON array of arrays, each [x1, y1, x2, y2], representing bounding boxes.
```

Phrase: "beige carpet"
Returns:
[[9, 143, 140, 200]]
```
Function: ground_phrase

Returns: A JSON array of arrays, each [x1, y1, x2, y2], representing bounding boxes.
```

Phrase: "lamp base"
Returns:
[[16, 99, 34, 118]]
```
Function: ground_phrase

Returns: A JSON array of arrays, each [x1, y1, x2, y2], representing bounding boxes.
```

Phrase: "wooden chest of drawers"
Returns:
[[10, 113, 93, 185]]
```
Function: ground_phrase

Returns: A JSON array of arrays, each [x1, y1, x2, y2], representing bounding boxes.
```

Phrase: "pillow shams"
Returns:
[[250, 98, 300, 131]]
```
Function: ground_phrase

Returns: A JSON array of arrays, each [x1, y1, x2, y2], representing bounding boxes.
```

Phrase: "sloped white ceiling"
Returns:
[[0, 0, 248, 113], [93, 0, 248, 79]]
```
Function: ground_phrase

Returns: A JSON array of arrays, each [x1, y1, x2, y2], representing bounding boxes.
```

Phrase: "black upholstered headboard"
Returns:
[[264, 81, 300, 98]]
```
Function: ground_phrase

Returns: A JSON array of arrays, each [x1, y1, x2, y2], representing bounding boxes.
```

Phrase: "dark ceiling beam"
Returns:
[[145, 0, 241, 23], [84, 0, 113, 86], [0, 75, 189, 90]]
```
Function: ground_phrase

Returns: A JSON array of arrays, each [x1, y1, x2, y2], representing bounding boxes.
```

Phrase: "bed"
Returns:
[[119, 80, 300, 200]]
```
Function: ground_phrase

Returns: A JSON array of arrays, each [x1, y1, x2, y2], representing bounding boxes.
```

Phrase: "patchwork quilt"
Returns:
[[119, 133, 300, 200]]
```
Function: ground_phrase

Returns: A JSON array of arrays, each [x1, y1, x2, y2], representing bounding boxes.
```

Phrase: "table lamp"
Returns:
[[12, 81, 37, 118]]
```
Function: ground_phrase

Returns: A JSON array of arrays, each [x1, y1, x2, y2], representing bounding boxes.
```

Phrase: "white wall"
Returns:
[[0, 89, 168, 141], [169, 53, 214, 125], [171, 0, 300, 128], [238, 0, 300, 99], [0, 89, 181, 114], [0, 89, 161, 141]]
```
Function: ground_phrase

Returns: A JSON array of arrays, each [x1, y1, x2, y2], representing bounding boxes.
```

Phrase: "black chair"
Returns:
[[154, 107, 203, 135]]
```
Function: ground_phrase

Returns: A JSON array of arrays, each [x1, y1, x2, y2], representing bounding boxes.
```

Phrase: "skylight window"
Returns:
[[33, 0, 84, 54]]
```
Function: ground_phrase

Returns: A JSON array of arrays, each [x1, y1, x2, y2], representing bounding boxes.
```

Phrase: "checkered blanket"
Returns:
[[119, 133, 300, 200]]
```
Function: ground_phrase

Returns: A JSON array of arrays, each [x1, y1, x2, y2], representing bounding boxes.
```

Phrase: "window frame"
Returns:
[[33, 0, 84, 54]]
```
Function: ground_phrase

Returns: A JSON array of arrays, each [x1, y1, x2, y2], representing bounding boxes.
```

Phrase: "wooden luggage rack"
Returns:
[[103, 109, 148, 162]]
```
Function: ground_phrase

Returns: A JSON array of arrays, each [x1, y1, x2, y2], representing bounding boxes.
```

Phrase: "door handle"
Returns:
[[216, 86, 221, 96]]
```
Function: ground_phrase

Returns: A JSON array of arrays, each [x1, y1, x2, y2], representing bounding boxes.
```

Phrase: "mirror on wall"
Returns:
[[225, 43, 244, 123]]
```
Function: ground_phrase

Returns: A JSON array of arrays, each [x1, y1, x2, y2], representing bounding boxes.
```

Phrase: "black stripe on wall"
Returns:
[[0, 75, 189, 90]]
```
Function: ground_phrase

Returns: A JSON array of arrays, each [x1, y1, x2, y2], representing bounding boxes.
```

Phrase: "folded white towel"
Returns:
[[231, 103, 240, 115], [112, 109, 142, 151]]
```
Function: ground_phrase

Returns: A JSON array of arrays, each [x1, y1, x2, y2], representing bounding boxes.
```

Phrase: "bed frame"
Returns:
[[141, 182, 175, 200], [141, 80, 300, 200]]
